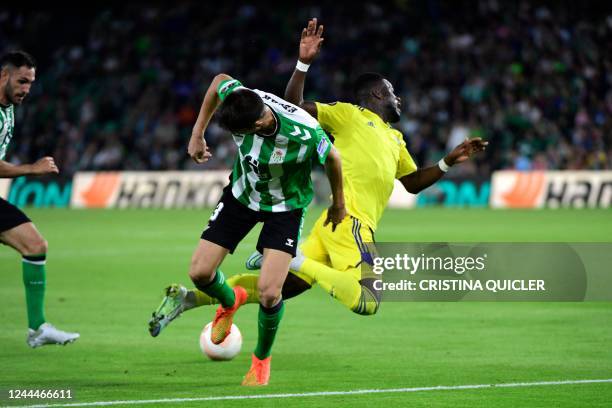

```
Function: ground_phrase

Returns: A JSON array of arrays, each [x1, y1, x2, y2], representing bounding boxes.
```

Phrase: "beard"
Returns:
[[5, 82, 23, 105], [385, 103, 401, 123]]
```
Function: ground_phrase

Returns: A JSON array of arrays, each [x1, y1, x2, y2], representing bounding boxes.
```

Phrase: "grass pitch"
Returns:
[[1, 208, 611, 407]]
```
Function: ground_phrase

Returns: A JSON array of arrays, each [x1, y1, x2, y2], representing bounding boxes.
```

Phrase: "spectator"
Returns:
[[0, 1, 610, 175]]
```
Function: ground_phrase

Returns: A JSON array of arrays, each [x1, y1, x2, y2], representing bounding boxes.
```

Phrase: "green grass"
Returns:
[[1, 208, 611, 407]]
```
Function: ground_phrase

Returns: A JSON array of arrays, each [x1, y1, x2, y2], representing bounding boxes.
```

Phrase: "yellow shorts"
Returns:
[[293, 210, 375, 285]]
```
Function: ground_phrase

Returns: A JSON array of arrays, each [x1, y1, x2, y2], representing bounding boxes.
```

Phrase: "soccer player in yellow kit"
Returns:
[[149, 19, 487, 335], [260, 18, 487, 314]]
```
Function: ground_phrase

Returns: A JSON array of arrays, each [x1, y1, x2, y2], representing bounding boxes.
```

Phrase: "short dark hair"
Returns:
[[353, 72, 385, 103], [217, 88, 264, 133], [0, 51, 36, 70]]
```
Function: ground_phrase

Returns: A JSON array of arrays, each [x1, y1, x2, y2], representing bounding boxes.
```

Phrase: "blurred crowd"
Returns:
[[0, 0, 610, 175]]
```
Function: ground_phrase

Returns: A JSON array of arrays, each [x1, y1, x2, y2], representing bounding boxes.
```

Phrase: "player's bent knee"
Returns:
[[188, 256, 216, 283], [22, 237, 48, 256], [260, 296, 281, 309], [258, 285, 282, 308]]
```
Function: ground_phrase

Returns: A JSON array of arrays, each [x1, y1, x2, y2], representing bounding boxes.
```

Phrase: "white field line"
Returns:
[[5, 378, 612, 408]]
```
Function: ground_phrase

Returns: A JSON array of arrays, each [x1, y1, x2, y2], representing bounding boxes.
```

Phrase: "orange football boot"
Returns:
[[210, 286, 247, 344], [242, 354, 271, 386]]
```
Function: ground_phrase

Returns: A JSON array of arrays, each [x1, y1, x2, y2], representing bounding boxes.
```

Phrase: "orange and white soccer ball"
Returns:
[[199, 322, 242, 361]]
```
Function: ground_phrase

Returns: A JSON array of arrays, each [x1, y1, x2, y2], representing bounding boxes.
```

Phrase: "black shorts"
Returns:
[[0, 197, 31, 233], [201, 186, 305, 257]]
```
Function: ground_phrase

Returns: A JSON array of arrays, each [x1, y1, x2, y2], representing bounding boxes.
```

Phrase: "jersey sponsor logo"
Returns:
[[243, 155, 272, 179], [317, 137, 329, 157], [289, 125, 312, 140], [245, 155, 259, 171], [367, 121, 375, 127]]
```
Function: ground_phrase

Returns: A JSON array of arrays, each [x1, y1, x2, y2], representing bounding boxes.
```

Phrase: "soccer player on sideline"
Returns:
[[148, 19, 487, 333], [152, 73, 345, 385], [0, 51, 79, 347]]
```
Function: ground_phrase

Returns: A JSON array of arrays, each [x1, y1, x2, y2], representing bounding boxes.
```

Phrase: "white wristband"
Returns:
[[296, 60, 310, 72], [438, 158, 450, 173]]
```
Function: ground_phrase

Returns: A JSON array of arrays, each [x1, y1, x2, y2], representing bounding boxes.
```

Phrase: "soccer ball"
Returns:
[[199, 322, 242, 361]]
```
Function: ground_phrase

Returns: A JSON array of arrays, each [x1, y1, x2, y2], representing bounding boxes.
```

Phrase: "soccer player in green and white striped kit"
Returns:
[[0, 51, 79, 348], [152, 74, 345, 385]]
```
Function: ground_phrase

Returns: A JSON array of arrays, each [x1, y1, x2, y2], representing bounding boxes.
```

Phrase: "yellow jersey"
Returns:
[[315, 102, 417, 231]]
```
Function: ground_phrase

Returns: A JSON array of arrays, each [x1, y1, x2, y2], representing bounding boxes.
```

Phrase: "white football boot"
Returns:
[[27, 323, 80, 348]]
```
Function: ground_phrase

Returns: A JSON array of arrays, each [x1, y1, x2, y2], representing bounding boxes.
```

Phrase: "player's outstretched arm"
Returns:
[[323, 146, 346, 231], [0, 157, 58, 179], [400, 138, 488, 194], [284, 18, 324, 118], [188, 73, 232, 163]]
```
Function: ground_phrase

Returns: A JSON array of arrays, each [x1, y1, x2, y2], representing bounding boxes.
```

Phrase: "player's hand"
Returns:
[[31, 157, 59, 175], [324, 204, 346, 232], [445, 138, 488, 165], [188, 134, 213, 164], [299, 18, 324, 64]]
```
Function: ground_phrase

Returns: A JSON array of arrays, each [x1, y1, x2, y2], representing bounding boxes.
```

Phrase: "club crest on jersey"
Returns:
[[270, 149, 285, 164]]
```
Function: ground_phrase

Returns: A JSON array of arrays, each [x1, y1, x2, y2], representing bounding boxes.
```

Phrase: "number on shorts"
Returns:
[[210, 202, 224, 221]]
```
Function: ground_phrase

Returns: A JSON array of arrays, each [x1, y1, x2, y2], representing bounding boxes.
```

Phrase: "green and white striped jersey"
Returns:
[[0, 103, 15, 161], [217, 79, 332, 212]]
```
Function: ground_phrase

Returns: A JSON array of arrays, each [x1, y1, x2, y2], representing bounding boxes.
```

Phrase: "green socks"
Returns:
[[192, 270, 285, 358], [22, 254, 47, 330], [192, 273, 260, 307], [254, 301, 285, 359], [195, 269, 235, 308]]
